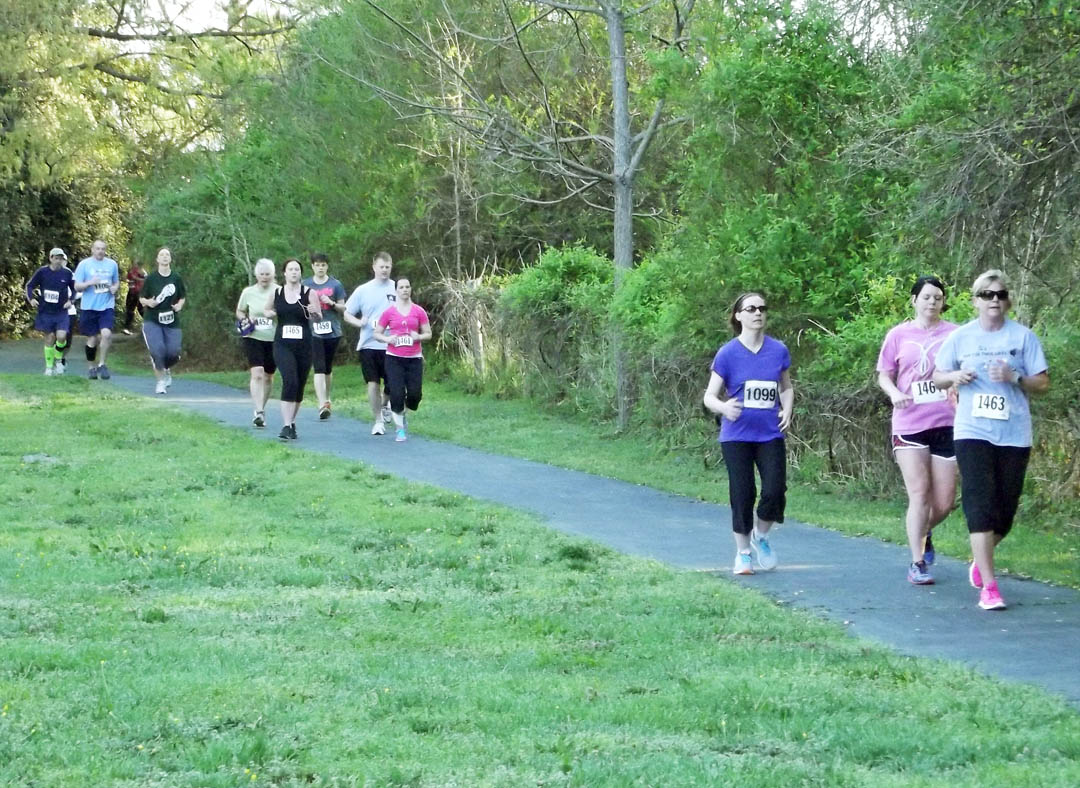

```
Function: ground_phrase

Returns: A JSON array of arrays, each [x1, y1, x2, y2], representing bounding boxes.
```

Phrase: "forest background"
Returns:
[[2, 0, 1078, 518]]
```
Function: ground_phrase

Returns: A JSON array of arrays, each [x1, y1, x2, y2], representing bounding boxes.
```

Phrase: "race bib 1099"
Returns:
[[743, 380, 778, 409]]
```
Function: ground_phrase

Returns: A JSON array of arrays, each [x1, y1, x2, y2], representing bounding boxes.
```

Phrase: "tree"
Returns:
[[316, 0, 696, 427]]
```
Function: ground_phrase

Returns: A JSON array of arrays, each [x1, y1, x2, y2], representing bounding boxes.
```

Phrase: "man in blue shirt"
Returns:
[[25, 247, 76, 375], [73, 239, 120, 379]]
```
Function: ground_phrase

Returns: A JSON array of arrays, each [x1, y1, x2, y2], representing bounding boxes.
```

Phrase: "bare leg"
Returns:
[[367, 381, 382, 423], [928, 456, 958, 528], [971, 531, 1003, 586], [896, 449, 933, 562], [97, 328, 113, 365], [315, 373, 329, 405]]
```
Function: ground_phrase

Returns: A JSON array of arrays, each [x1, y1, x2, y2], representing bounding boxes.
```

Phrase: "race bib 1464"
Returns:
[[911, 379, 946, 404]]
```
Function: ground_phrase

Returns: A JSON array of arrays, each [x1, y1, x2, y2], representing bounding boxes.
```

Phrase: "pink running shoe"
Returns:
[[978, 580, 1007, 610], [968, 561, 983, 589]]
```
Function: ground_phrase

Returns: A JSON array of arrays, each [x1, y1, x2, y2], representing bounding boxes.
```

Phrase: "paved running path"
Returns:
[[3, 339, 1079, 707]]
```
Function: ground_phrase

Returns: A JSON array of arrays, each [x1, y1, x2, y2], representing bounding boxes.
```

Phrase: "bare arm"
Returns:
[[778, 369, 794, 432], [703, 371, 741, 422], [414, 321, 433, 343], [876, 370, 912, 409]]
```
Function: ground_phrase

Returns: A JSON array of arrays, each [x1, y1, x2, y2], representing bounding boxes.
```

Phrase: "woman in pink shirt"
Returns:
[[373, 278, 432, 442], [876, 275, 958, 585]]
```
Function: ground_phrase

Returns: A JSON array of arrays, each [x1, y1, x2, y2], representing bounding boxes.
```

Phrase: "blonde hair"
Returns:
[[971, 269, 1009, 296]]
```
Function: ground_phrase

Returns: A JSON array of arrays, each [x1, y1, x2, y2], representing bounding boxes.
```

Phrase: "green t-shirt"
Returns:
[[237, 284, 276, 342], [143, 271, 186, 328]]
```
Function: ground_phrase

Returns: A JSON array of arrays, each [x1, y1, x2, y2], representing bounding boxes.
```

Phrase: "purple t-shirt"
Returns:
[[876, 320, 957, 435], [711, 335, 790, 443]]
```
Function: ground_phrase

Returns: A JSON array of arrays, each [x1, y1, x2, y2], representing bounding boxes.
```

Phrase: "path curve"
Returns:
[[2, 338, 1078, 707]]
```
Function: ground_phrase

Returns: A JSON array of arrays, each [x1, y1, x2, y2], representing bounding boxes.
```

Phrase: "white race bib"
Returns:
[[971, 393, 1009, 420], [157, 310, 174, 325], [911, 379, 946, 404], [282, 324, 303, 340], [395, 335, 414, 347], [43, 289, 60, 304], [255, 317, 273, 330], [743, 380, 778, 409], [313, 320, 332, 335], [93, 282, 110, 294]]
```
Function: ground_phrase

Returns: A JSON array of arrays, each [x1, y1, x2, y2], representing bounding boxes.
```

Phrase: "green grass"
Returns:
[[126, 339, 1078, 590], [2, 375, 1079, 786]]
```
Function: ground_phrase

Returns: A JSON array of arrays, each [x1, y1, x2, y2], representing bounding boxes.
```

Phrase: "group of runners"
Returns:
[[704, 270, 1050, 611], [26, 240, 187, 393], [234, 251, 430, 442], [28, 246, 1050, 610]]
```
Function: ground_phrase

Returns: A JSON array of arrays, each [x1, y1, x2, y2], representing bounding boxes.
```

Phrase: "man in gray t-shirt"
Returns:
[[344, 251, 397, 434]]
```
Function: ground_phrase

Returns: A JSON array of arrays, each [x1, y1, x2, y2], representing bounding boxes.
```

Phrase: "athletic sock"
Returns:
[[391, 411, 404, 429], [45, 345, 56, 365], [54, 339, 68, 352], [85, 345, 98, 363]]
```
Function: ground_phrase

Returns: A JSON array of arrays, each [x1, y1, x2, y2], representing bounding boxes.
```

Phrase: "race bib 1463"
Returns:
[[971, 393, 1009, 420]]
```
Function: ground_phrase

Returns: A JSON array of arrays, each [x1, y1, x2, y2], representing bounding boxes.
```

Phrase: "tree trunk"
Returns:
[[607, 3, 634, 431]]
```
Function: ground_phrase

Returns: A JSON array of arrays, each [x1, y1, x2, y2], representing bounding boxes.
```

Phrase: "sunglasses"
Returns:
[[741, 305, 768, 314], [976, 289, 1009, 301]]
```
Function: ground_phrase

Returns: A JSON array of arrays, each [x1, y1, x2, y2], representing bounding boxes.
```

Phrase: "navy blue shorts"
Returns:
[[35, 312, 71, 334], [80, 308, 115, 336]]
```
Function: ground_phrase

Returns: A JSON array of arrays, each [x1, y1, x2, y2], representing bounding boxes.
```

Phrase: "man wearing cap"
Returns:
[[25, 248, 76, 375], [73, 239, 120, 379]]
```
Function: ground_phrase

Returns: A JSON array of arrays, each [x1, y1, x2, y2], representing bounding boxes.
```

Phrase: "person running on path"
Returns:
[[236, 258, 278, 427], [139, 248, 187, 395], [302, 252, 347, 420], [264, 258, 322, 440], [373, 277, 431, 442], [343, 251, 396, 435], [122, 260, 148, 334], [703, 292, 794, 575], [934, 270, 1050, 611], [876, 275, 958, 585], [73, 239, 120, 379], [25, 247, 76, 375], [60, 288, 80, 373]]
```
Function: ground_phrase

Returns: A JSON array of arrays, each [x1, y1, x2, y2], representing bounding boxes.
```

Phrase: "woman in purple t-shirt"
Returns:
[[703, 292, 794, 576], [876, 276, 957, 586]]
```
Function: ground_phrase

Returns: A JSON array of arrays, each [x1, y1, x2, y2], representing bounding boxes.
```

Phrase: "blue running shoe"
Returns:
[[907, 560, 934, 585]]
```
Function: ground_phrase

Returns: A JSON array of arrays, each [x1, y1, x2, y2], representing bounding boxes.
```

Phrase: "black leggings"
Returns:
[[721, 438, 787, 535], [385, 355, 423, 413], [273, 339, 312, 402], [955, 439, 1031, 536], [311, 336, 341, 375]]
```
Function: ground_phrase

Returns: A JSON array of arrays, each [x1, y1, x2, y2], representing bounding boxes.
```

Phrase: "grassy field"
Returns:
[[120, 340, 1079, 590], [2, 374, 1079, 786]]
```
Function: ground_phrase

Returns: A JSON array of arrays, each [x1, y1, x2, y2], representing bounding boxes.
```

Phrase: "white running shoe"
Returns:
[[371, 422, 385, 435], [53, 360, 64, 375], [733, 550, 754, 575], [155, 379, 167, 395], [750, 529, 778, 571], [44, 364, 54, 376]]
